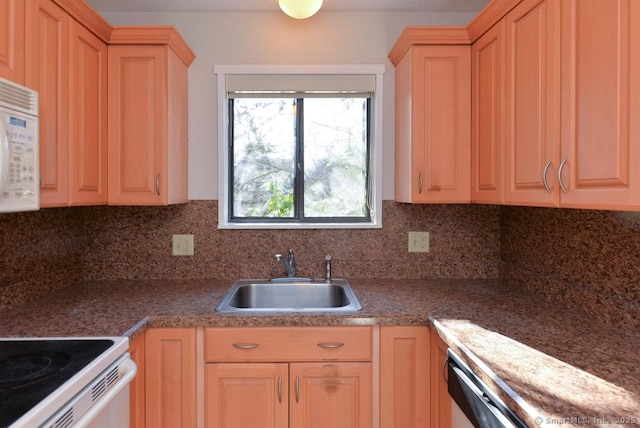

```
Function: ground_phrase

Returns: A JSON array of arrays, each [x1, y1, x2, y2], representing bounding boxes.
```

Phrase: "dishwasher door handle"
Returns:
[[447, 351, 527, 428]]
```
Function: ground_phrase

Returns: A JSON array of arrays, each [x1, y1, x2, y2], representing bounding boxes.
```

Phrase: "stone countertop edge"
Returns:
[[0, 277, 638, 427], [429, 311, 640, 427], [430, 317, 542, 427]]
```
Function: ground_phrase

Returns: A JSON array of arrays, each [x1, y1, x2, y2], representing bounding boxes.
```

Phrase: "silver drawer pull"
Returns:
[[232, 343, 260, 349], [277, 376, 282, 403], [317, 342, 344, 349]]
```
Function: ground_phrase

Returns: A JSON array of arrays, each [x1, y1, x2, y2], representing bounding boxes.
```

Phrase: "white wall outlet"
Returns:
[[408, 231, 430, 253], [173, 234, 194, 256]]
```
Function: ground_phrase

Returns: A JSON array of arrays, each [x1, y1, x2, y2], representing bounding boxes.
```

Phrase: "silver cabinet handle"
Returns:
[[232, 343, 260, 349], [155, 173, 160, 196], [418, 172, 424, 194], [557, 158, 568, 193], [317, 342, 344, 349], [542, 160, 552, 193], [442, 357, 449, 384], [295, 375, 300, 403], [277, 376, 282, 403]]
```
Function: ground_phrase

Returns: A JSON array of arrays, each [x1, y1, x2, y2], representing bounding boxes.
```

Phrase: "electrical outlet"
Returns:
[[408, 231, 430, 253], [172, 234, 194, 256]]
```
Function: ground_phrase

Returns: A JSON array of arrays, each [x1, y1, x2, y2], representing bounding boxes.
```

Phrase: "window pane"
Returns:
[[303, 98, 368, 217], [232, 98, 295, 218]]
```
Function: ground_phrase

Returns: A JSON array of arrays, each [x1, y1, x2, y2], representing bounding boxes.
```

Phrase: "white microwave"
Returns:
[[0, 77, 39, 213]]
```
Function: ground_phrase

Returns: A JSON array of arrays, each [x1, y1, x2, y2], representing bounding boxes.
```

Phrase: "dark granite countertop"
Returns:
[[0, 278, 637, 427]]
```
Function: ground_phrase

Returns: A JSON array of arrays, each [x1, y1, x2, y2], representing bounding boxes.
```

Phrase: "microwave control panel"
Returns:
[[0, 109, 38, 212]]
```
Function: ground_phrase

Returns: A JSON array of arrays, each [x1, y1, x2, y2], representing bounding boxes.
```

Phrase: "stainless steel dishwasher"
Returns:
[[446, 350, 528, 428]]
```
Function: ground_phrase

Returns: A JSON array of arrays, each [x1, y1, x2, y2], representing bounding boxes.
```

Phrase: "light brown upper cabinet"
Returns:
[[389, 28, 471, 204], [27, 0, 70, 207], [504, 0, 560, 207], [504, 0, 640, 209], [0, 0, 26, 85], [26, 0, 110, 207], [5, 1, 193, 207], [107, 27, 195, 206], [471, 19, 506, 204], [558, 0, 640, 210], [68, 19, 108, 205]]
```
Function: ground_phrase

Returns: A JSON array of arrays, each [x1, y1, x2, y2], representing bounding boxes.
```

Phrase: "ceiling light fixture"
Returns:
[[278, 0, 323, 19]]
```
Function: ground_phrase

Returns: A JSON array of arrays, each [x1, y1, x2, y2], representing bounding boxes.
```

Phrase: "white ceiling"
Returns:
[[85, 0, 491, 13]]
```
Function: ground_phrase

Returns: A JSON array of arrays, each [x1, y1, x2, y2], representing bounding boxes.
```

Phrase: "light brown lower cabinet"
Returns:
[[430, 328, 451, 428], [380, 326, 430, 428], [128, 333, 145, 428], [205, 363, 288, 428], [136, 325, 452, 428], [290, 362, 372, 428], [204, 327, 373, 428], [145, 328, 197, 428], [205, 362, 372, 428]]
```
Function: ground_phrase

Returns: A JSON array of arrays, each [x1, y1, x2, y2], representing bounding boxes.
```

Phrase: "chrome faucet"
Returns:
[[324, 255, 332, 282], [275, 249, 296, 277]]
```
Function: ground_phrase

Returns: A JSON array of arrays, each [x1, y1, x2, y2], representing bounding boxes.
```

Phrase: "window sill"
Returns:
[[217, 220, 382, 230]]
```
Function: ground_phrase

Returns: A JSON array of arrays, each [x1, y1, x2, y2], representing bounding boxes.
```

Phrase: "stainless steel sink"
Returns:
[[215, 278, 363, 313]]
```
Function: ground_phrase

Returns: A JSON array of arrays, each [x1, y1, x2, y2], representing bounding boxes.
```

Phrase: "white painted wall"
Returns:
[[100, 10, 477, 200]]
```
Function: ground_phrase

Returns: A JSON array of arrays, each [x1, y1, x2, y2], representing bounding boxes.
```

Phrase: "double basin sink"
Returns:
[[215, 278, 363, 313]]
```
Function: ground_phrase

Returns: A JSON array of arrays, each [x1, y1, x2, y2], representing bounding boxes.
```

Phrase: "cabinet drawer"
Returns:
[[205, 326, 372, 362]]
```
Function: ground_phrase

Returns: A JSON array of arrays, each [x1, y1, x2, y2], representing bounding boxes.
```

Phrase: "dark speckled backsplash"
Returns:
[[78, 201, 500, 281], [0, 201, 500, 307], [500, 206, 640, 329], [1, 200, 639, 329], [0, 208, 85, 307]]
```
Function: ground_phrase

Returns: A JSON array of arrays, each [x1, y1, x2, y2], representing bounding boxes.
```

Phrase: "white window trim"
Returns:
[[214, 64, 385, 229]]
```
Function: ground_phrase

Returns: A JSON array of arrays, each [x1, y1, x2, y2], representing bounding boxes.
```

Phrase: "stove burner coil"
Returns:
[[0, 351, 70, 389]]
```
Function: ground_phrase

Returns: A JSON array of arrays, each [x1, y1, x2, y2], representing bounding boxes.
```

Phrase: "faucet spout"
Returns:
[[275, 249, 296, 277]]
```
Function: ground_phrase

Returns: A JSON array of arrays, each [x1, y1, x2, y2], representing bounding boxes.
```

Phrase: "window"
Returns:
[[215, 65, 384, 229], [231, 95, 370, 222]]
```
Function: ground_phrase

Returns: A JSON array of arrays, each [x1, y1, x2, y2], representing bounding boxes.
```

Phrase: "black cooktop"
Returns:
[[0, 339, 113, 428]]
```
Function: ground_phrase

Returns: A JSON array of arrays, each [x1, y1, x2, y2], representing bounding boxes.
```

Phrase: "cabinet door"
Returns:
[[429, 328, 451, 428], [504, 0, 560, 207], [290, 362, 372, 428], [471, 19, 505, 204], [411, 45, 471, 203], [128, 333, 145, 428], [380, 326, 430, 428], [27, 0, 69, 207], [108, 45, 166, 205], [145, 328, 197, 428], [205, 363, 289, 428], [0, 0, 26, 84], [559, 0, 640, 209], [68, 19, 107, 205]]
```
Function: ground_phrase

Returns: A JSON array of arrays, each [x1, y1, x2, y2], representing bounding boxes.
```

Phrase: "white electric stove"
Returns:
[[0, 337, 136, 428]]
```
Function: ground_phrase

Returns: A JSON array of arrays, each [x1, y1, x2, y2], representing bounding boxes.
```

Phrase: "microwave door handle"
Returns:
[[73, 358, 137, 427]]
